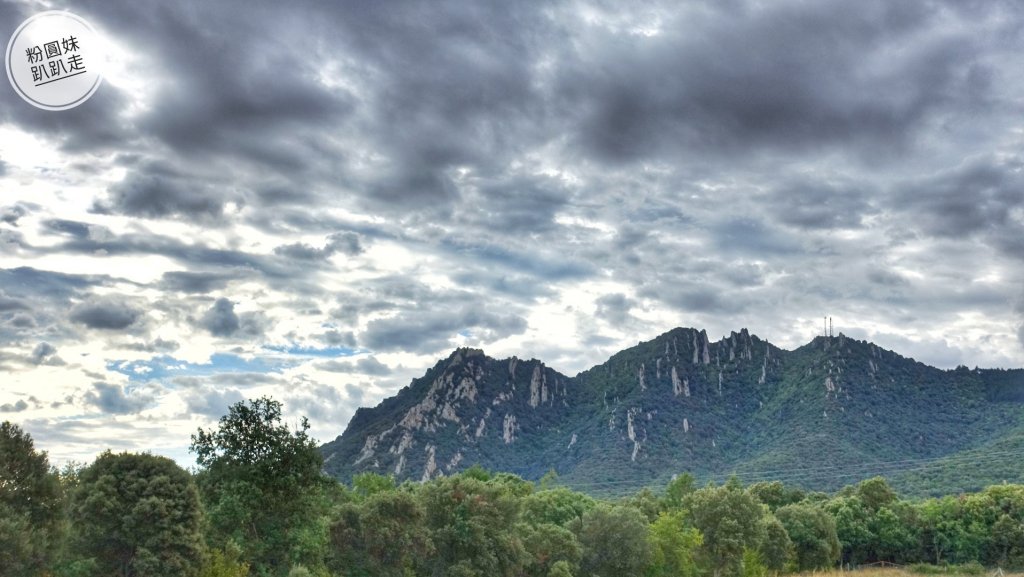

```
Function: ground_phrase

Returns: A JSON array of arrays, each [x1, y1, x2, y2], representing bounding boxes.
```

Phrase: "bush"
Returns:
[[908, 562, 986, 576]]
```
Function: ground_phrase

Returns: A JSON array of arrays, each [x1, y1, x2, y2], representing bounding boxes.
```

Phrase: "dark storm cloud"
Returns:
[[0, 0, 133, 153], [891, 157, 1024, 239], [69, 297, 143, 330], [452, 173, 573, 234], [561, 1, 992, 164], [85, 382, 152, 414], [768, 179, 878, 230], [53, 0, 354, 176]]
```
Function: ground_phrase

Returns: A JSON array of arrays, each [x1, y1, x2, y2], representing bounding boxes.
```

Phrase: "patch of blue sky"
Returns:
[[261, 344, 360, 358], [107, 353, 298, 383]]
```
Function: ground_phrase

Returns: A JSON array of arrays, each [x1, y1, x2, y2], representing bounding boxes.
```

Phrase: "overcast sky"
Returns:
[[2, 0, 1023, 466]]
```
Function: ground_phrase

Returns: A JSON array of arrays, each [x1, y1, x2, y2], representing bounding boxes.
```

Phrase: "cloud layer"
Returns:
[[1, 0, 1023, 466]]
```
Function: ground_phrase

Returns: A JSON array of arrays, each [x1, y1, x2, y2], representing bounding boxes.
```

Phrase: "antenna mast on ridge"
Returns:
[[829, 317, 833, 338]]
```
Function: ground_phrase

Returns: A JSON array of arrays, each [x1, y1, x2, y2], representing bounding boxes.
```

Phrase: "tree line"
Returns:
[[2, 398, 1024, 577]]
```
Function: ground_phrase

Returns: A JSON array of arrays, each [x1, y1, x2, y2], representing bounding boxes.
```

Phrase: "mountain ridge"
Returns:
[[321, 327, 1024, 496]]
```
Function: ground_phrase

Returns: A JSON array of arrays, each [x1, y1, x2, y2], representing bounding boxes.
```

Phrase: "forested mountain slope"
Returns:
[[321, 328, 1024, 496]]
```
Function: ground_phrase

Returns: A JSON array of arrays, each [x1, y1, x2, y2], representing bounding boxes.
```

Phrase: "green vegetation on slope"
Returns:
[[322, 328, 1024, 497]]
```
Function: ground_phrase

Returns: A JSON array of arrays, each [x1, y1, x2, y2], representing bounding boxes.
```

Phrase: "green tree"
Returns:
[[757, 514, 793, 575], [747, 481, 804, 512], [990, 513, 1024, 567], [517, 522, 582, 577], [576, 504, 652, 577], [662, 473, 696, 512], [686, 479, 767, 577], [867, 506, 916, 562], [855, 477, 898, 512], [327, 489, 432, 577], [775, 503, 839, 571], [68, 451, 204, 577], [623, 487, 662, 522], [191, 397, 329, 576], [824, 495, 873, 566], [547, 560, 574, 577], [351, 472, 396, 499], [198, 541, 250, 577], [0, 421, 62, 576], [649, 511, 703, 577], [418, 474, 527, 577], [741, 548, 767, 577], [522, 487, 596, 527]]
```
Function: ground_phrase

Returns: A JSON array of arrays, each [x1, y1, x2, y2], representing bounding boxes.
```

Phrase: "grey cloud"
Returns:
[[0, 292, 29, 312], [317, 329, 357, 348], [29, 342, 58, 365], [769, 179, 878, 230], [42, 219, 93, 239], [561, 1, 989, 164], [0, 399, 28, 413], [0, 267, 103, 301], [344, 383, 364, 404], [595, 293, 637, 326], [69, 297, 143, 330], [185, 388, 244, 418], [200, 298, 240, 336], [5, 313, 35, 328], [712, 218, 803, 256], [317, 356, 391, 376], [285, 382, 350, 424], [206, 373, 286, 387], [94, 170, 226, 220], [273, 232, 364, 261], [121, 338, 179, 353], [63, 0, 353, 176], [868, 269, 909, 287], [1, 204, 27, 225], [84, 383, 152, 414], [198, 298, 269, 338], [160, 270, 247, 294], [892, 157, 1024, 239], [363, 307, 528, 353]]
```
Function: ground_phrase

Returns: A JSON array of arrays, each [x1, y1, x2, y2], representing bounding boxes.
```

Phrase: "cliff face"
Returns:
[[320, 327, 1024, 495]]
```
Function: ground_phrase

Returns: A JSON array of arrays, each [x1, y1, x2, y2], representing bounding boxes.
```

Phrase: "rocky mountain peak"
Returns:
[[322, 326, 1024, 495]]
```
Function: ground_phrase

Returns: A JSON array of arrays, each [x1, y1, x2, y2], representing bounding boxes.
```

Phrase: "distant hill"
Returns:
[[320, 328, 1024, 497]]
